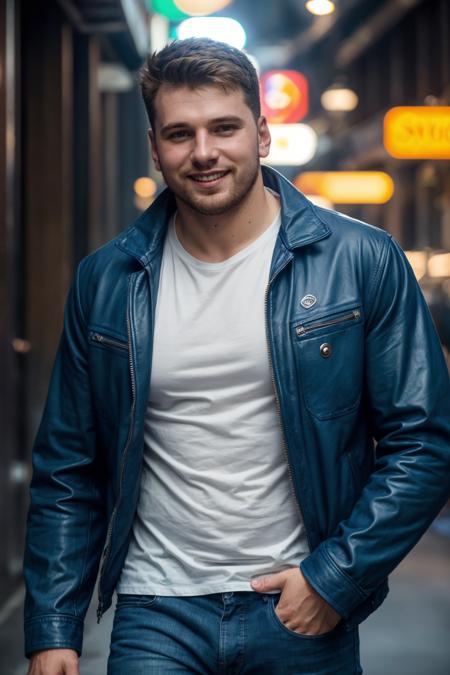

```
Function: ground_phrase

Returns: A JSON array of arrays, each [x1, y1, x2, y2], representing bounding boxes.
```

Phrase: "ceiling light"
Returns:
[[177, 17, 246, 49], [321, 84, 358, 111], [305, 1, 336, 16]]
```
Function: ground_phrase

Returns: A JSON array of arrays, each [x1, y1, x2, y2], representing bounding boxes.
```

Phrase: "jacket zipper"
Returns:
[[97, 280, 138, 622], [265, 272, 312, 552], [89, 332, 128, 350], [295, 309, 360, 337]]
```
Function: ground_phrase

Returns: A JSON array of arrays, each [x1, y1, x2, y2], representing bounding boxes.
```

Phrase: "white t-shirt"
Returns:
[[117, 199, 309, 595]]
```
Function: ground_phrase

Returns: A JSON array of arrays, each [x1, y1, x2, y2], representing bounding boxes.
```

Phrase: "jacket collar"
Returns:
[[116, 165, 331, 266]]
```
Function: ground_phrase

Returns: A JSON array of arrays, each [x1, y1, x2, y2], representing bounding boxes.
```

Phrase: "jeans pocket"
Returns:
[[116, 593, 159, 608], [268, 595, 342, 640]]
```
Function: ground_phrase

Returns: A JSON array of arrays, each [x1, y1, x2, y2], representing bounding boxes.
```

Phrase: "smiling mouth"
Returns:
[[189, 170, 229, 184]]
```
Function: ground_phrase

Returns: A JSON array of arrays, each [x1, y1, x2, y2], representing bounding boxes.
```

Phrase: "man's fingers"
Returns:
[[27, 648, 79, 675], [64, 656, 80, 675], [66, 664, 80, 675]]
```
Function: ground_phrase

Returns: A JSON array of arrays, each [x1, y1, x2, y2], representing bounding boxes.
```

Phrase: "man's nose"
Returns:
[[191, 130, 219, 165]]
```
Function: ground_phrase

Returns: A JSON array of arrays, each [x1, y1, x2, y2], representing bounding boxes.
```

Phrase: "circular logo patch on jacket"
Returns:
[[300, 294, 317, 309]]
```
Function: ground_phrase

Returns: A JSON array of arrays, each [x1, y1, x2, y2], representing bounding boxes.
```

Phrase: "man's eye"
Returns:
[[168, 130, 189, 140], [214, 125, 236, 134]]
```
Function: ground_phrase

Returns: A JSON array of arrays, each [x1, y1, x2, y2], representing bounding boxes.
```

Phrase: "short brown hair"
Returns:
[[139, 37, 261, 128]]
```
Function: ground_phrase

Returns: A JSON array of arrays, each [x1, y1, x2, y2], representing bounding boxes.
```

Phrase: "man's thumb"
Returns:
[[251, 573, 282, 591]]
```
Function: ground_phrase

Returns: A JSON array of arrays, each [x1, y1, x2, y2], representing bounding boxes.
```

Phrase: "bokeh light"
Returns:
[[321, 86, 358, 111], [428, 253, 450, 278], [305, 1, 335, 16], [295, 171, 394, 204], [174, 0, 234, 15], [177, 17, 247, 49], [149, 0, 188, 20], [405, 251, 428, 281], [263, 124, 317, 166], [134, 177, 157, 199]]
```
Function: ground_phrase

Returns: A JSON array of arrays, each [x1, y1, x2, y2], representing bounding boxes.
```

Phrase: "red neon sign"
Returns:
[[260, 70, 309, 124]]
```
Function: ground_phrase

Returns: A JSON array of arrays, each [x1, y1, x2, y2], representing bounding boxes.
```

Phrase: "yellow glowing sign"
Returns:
[[295, 171, 394, 204], [384, 107, 450, 159]]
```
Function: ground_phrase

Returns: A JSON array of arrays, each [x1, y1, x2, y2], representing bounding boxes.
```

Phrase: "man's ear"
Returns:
[[257, 116, 271, 159], [148, 129, 161, 172]]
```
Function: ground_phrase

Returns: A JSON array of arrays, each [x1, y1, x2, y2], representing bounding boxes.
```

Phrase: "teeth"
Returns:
[[192, 172, 227, 183]]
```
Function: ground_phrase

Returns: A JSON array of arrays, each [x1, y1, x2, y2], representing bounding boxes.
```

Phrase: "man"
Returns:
[[24, 38, 450, 675]]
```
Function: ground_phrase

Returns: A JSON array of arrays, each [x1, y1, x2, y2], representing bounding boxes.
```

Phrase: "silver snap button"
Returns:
[[320, 343, 332, 358]]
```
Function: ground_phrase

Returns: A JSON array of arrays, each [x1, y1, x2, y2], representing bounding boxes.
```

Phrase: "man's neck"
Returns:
[[174, 179, 280, 264]]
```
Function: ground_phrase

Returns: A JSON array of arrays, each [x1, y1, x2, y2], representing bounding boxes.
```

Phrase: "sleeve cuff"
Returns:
[[300, 545, 368, 618], [24, 614, 84, 659]]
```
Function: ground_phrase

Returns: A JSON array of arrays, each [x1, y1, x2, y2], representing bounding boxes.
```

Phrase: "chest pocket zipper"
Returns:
[[89, 331, 128, 351], [295, 309, 361, 337]]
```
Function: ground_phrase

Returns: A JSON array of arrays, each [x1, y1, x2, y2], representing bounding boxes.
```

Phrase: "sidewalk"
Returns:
[[2, 527, 449, 674]]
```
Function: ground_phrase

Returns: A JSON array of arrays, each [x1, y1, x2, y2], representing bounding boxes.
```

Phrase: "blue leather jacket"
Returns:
[[23, 166, 450, 657]]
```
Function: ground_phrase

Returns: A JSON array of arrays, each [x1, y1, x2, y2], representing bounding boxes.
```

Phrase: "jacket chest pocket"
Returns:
[[293, 306, 364, 420], [89, 329, 129, 357]]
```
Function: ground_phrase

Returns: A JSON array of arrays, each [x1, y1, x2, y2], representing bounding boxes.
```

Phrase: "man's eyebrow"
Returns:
[[160, 116, 244, 135], [209, 116, 244, 125]]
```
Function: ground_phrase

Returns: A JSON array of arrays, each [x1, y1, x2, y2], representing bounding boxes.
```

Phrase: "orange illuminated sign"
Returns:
[[260, 71, 309, 124], [295, 172, 394, 204], [384, 107, 450, 159]]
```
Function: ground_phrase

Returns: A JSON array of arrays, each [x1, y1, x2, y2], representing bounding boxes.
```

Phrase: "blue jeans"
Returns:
[[107, 591, 363, 674]]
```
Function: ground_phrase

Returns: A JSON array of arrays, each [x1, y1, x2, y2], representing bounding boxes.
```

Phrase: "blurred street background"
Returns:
[[1, 1, 449, 673]]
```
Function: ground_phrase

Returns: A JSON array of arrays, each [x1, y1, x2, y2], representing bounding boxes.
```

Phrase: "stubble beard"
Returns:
[[162, 153, 261, 217]]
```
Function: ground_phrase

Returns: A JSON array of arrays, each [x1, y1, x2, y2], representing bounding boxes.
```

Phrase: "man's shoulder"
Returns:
[[303, 203, 393, 274], [313, 204, 391, 245], [70, 225, 145, 317], [76, 224, 143, 283], [76, 191, 171, 283]]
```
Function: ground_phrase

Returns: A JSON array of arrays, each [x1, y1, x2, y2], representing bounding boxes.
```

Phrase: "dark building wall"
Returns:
[[0, 0, 24, 602], [0, 0, 149, 602]]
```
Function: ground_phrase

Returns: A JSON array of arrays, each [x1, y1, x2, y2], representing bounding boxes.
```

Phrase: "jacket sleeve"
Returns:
[[23, 261, 107, 658], [300, 234, 450, 621]]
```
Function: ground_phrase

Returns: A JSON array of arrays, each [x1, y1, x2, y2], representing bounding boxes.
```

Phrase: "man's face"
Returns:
[[149, 84, 271, 216]]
